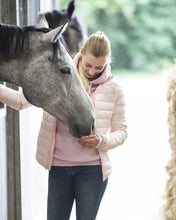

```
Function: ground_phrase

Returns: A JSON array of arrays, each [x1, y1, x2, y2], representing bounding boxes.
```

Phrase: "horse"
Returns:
[[0, 16, 95, 138], [39, 0, 87, 58]]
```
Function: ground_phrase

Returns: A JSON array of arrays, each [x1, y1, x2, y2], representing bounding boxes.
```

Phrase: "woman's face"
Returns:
[[81, 51, 107, 79]]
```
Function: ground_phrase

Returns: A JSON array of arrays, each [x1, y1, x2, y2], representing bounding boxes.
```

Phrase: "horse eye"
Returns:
[[60, 67, 70, 74]]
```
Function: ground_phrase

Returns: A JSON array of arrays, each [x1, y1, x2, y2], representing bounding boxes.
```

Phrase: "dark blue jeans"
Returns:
[[47, 165, 108, 220]]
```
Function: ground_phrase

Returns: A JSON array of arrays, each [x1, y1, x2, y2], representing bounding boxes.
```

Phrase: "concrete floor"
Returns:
[[96, 74, 170, 220]]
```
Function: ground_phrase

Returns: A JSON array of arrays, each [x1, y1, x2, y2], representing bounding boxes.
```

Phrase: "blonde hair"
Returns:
[[77, 58, 90, 93], [82, 31, 111, 61], [79, 32, 111, 94]]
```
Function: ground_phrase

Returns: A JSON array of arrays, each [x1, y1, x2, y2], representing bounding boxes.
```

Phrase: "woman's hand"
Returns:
[[78, 135, 99, 149]]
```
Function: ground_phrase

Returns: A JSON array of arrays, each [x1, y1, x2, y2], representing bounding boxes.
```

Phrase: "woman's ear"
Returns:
[[80, 48, 83, 55]]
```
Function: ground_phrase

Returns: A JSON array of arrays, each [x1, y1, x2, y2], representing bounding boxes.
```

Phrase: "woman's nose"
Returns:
[[89, 68, 95, 75]]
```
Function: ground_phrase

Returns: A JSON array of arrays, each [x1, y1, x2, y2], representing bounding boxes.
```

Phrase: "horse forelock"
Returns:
[[0, 24, 50, 60]]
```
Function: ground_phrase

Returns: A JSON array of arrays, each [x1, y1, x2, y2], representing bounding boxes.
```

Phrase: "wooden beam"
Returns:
[[6, 102, 21, 220], [0, 0, 17, 24]]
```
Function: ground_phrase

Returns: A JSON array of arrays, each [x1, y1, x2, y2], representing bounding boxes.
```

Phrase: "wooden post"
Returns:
[[6, 103, 21, 220], [0, 0, 22, 219]]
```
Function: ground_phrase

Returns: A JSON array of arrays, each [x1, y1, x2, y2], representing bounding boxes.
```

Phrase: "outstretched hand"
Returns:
[[77, 135, 99, 149]]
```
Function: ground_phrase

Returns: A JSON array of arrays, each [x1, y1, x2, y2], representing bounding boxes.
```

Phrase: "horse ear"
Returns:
[[36, 15, 49, 28], [67, 0, 75, 18], [41, 20, 69, 43]]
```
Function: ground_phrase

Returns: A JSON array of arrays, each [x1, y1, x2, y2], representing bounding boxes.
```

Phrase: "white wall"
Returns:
[[20, 107, 48, 220]]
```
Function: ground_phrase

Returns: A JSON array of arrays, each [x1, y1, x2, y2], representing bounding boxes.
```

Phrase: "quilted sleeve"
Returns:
[[0, 84, 32, 110], [99, 85, 127, 151]]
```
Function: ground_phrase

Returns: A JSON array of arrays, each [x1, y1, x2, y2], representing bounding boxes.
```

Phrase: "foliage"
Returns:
[[59, 0, 176, 73]]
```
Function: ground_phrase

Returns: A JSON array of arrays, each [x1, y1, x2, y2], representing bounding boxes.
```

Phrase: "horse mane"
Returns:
[[0, 24, 49, 60]]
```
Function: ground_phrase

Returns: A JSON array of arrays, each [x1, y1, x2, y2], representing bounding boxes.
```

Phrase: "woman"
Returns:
[[0, 32, 127, 220]]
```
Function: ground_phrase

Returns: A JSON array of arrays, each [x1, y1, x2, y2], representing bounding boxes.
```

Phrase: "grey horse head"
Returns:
[[39, 0, 88, 57], [0, 16, 95, 138]]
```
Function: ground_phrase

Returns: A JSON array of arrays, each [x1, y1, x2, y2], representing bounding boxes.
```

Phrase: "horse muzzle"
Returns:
[[69, 118, 95, 138]]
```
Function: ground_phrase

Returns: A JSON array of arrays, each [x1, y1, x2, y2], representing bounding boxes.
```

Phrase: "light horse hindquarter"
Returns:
[[0, 17, 95, 138]]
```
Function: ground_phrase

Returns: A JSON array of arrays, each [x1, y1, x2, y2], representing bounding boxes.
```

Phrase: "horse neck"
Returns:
[[0, 59, 23, 86]]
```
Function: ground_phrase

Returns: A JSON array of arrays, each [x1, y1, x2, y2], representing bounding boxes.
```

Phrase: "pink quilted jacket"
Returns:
[[0, 63, 127, 181]]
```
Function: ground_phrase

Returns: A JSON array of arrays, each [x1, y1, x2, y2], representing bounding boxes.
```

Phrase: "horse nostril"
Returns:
[[70, 118, 95, 138], [91, 119, 95, 133]]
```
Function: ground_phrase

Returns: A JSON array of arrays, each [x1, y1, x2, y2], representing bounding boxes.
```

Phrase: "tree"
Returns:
[[59, 0, 176, 72]]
